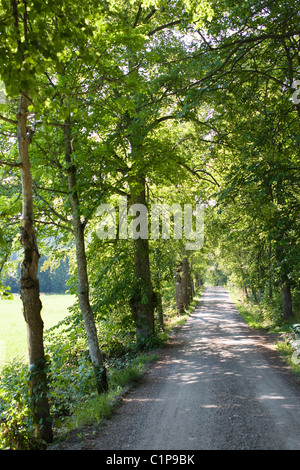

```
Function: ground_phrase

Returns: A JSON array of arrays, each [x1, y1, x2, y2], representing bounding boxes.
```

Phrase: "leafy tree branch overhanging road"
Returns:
[[0, 0, 300, 448]]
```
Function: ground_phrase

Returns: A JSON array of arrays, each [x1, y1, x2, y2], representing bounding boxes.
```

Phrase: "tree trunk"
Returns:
[[181, 257, 191, 309], [130, 237, 155, 341], [18, 94, 53, 443], [190, 277, 195, 301], [152, 249, 164, 331], [281, 282, 293, 321], [129, 177, 155, 343], [268, 278, 273, 300], [175, 263, 184, 313], [268, 243, 273, 299], [251, 287, 259, 304], [154, 273, 164, 331], [175, 279, 184, 313], [64, 121, 108, 394]]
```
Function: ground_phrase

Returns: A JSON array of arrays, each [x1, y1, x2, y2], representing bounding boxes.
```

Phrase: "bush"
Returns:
[[0, 399, 39, 450], [0, 360, 38, 450], [0, 289, 191, 449]]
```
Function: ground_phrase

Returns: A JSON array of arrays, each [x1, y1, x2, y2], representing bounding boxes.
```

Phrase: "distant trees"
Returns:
[[4, 256, 69, 294]]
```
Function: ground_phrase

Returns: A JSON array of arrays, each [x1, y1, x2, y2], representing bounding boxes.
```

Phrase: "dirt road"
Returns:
[[61, 287, 300, 450]]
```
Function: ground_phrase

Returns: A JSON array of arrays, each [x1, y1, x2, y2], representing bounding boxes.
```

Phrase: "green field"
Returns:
[[0, 294, 75, 368]]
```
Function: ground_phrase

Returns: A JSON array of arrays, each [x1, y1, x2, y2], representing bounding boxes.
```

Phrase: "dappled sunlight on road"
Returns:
[[141, 286, 300, 448], [92, 286, 300, 450], [259, 395, 285, 400]]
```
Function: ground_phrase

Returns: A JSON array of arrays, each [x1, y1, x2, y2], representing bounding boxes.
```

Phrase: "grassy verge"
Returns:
[[52, 290, 203, 444], [62, 352, 159, 435], [229, 289, 267, 330], [0, 289, 203, 449], [163, 292, 202, 332], [0, 294, 75, 367]]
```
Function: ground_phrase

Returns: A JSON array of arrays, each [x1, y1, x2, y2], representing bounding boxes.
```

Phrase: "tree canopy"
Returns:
[[0, 0, 300, 448]]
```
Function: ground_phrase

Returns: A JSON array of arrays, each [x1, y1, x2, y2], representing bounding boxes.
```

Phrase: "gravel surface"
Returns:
[[51, 286, 300, 450]]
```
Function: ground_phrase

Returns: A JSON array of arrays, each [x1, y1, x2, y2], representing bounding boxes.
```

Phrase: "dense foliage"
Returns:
[[0, 0, 300, 449]]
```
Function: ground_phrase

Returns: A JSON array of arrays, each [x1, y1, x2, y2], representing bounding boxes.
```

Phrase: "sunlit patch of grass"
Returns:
[[163, 291, 203, 332], [229, 290, 265, 329], [0, 294, 75, 367], [62, 352, 159, 433]]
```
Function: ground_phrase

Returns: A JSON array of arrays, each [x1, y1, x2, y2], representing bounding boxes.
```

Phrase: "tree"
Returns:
[[84, 0, 212, 342], [0, 0, 110, 440], [179, 0, 300, 320], [64, 117, 108, 393], [0, 0, 56, 442]]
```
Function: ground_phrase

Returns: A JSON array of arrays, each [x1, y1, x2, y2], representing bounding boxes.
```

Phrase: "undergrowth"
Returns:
[[0, 291, 201, 450], [62, 353, 158, 435]]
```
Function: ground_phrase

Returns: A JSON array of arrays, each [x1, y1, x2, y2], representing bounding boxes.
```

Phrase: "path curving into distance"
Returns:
[[59, 286, 300, 450]]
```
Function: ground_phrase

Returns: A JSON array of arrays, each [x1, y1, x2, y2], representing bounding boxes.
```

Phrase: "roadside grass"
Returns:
[[63, 353, 159, 434], [229, 288, 300, 377], [0, 289, 202, 448], [0, 294, 75, 366], [51, 290, 203, 443], [163, 292, 202, 332], [229, 290, 266, 330]]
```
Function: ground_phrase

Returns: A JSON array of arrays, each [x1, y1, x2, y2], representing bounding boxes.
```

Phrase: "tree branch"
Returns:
[[145, 114, 177, 134], [34, 218, 73, 233], [222, 30, 300, 48], [132, 3, 142, 28], [0, 114, 18, 126], [34, 183, 69, 195], [0, 159, 21, 168], [34, 190, 71, 225], [179, 161, 220, 187], [148, 19, 182, 36]]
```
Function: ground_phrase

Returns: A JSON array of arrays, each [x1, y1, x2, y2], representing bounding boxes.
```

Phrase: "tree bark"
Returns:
[[268, 243, 273, 300], [181, 257, 191, 309], [154, 276, 164, 331], [64, 121, 108, 394], [175, 278, 184, 313], [175, 262, 184, 313], [130, 238, 155, 340], [152, 249, 164, 331], [129, 177, 155, 343], [18, 94, 53, 443], [156, 290, 164, 331]]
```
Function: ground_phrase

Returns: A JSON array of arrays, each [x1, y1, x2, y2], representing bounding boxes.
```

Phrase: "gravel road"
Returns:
[[56, 286, 300, 450]]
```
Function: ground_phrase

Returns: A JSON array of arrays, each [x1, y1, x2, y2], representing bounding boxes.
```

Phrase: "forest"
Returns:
[[0, 0, 300, 450]]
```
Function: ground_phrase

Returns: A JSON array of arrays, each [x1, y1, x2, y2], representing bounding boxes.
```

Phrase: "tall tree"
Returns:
[[86, 0, 210, 342], [0, 0, 55, 442], [180, 0, 300, 319], [64, 117, 108, 393], [0, 0, 110, 440]]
